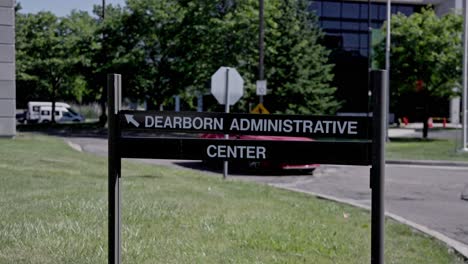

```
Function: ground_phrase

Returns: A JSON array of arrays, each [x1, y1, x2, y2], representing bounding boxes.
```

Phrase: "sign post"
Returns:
[[370, 70, 387, 264], [211, 67, 244, 179], [108, 74, 122, 264], [223, 68, 230, 179], [223, 68, 229, 179]]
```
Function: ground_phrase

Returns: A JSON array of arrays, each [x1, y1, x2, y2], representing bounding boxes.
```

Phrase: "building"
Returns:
[[309, 0, 462, 123], [0, 0, 15, 137]]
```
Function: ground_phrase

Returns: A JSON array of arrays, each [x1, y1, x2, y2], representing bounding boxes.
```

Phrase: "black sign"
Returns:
[[119, 137, 371, 165], [107, 70, 388, 264], [119, 111, 371, 139]]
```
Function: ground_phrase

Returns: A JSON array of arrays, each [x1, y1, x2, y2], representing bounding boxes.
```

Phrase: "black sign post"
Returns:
[[108, 74, 121, 264], [370, 70, 387, 264], [107, 71, 387, 263]]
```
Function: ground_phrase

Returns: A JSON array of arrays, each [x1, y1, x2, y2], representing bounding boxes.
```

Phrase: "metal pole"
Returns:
[[108, 74, 122, 264], [174, 95, 180, 112], [102, 0, 105, 19], [99, 0, 107, 126], [367, 0, 372, 117], [223, 68, 230, 179], [370, 70, 387, 264], [259, 0, 265, 104], [385, 0, 391, 140], [197, 93, 203, 112], [462, 0, 468, 151]]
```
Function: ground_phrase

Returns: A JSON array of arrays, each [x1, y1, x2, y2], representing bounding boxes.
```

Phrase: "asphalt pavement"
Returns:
[[63, 130, 468, 259]]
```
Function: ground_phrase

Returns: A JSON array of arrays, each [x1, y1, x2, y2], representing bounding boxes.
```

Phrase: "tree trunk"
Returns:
[[422, 116, 429, 139], [51, 84, 57, 123], [422, 94, 430, 139], [99, 98, 107, 126], [98, 84, 107, 127]]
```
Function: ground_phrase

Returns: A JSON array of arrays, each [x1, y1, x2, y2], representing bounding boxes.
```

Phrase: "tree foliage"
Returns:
[[118, 0, 185, 108], [16, 11, 88, 121], [264, 0, 338, 114], [16, 12, 66, 104], [16, 0, 339, 115], [374, 8, 462, 137], [60, 10, 100, 103]]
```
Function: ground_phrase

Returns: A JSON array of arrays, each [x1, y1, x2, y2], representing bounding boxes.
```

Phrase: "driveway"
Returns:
[[235, 164, 468, 245]]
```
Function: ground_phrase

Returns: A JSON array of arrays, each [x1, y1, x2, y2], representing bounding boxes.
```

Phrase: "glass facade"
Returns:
[[308, 0, 421, 112], [309, 0, 420, 57]]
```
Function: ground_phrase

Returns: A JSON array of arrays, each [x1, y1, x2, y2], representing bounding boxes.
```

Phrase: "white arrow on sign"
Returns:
[[125, 114, 140, 127]]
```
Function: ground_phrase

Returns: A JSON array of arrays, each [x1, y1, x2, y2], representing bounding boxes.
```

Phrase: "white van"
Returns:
[[27, 102, 85, 124]]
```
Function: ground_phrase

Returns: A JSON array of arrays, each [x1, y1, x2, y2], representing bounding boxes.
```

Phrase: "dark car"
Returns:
[[16, 111, 27, 124], [200, 134, 319, 174]]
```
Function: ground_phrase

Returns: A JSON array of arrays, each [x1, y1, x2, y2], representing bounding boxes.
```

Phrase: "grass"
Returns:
[[0, 134, 465, 263], [387, 138, 468, 162]]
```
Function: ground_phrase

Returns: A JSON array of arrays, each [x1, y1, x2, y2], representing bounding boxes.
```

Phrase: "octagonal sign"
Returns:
[[211, 67, 244, 105]]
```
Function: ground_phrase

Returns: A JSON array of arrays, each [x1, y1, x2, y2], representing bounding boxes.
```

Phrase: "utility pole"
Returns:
[[99, 0, 108, 126], [462, 0, 468, 151], [258, 0, 266, 104], [102, 0, 105, 19], [385, 0, 391, 141]]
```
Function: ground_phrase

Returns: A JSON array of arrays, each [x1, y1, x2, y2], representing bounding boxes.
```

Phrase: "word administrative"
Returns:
[[141, 115, 359, 136]]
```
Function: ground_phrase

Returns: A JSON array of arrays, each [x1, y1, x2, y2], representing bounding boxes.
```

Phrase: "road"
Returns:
[[65, 136, 468, 251], [237, 164, 468, 246]]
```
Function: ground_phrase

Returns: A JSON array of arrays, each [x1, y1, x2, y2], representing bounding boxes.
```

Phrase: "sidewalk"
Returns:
[[388, 127, 418, 138], [388, 124, 462, 139]]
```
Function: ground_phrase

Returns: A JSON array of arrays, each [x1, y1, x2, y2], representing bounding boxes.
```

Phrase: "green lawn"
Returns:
[[0, 134, 465, 263], [387, 138, 468, 162]]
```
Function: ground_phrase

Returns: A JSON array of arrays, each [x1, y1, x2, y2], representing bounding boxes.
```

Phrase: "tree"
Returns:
[[60, 11, 100, 104], [115, 0, 185, 110], [16, 12, 79, 122], [375, 8, 463, 138], [16, 0, 339, 117], [94, 4, 131, 124], [264, 0, 338, 114], [173, 0, 259, 111], [149, 0, 339, 114]]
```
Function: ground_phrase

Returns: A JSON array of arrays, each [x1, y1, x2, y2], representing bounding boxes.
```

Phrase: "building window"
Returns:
[[322, 1, 341, 18], [322, 20, 340, 30], [379, 5, 387, 20], [309, 0, 420, 56], [343, 33, 359, 49], [360, 34, 369, 48], [342, 2, 359, 19], [309, 1, 321, 16], [360, 4, 368, 19], [397, 6, 414, 16]]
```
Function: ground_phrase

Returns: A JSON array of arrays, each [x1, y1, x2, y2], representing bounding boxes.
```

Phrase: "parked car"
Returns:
[[16, 111, 27, 124], [200, 134, 319, 174], [25, 101, 85, 124], [37, 106, 85, 123]]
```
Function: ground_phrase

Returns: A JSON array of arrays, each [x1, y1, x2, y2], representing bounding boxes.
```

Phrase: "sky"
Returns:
[[17, 0, 126, 17]]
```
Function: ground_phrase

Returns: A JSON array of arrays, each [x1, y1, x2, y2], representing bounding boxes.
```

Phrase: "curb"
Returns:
[[387, 159, 468, 167], [65, 140, 83, 152], [271, 185, 468, 260]]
